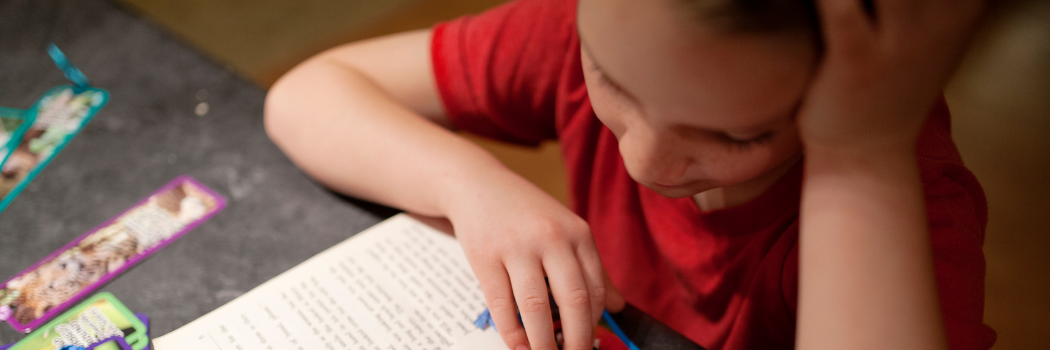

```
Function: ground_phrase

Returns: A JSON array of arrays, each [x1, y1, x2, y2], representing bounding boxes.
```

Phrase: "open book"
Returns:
[[153, 214, 509, 350]]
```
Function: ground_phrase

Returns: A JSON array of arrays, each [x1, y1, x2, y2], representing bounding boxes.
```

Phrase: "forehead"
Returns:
[[578, 0, 817, 129]]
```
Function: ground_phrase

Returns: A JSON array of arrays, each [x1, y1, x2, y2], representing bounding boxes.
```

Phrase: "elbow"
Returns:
[[263, 73, 300, 150]]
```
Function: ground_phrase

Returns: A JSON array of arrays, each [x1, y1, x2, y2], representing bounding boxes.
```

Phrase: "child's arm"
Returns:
[[266, 30, 474, 216], [795, 0, 983, 349], [265, 29, 621, 350]]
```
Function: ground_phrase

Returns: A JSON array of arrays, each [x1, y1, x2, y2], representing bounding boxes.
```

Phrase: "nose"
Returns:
[[621, 129, 692, 186]]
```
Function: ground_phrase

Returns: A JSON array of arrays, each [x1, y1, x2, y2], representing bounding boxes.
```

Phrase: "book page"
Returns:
[[153, 214, 488, 350], [451, 328, 510, 350]]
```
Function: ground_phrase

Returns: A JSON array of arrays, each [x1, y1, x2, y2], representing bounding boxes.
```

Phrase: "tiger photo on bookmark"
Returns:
[[1, 177, 225, 332]]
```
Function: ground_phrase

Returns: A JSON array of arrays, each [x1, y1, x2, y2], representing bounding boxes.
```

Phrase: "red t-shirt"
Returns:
[[430, 0, 997, 348]]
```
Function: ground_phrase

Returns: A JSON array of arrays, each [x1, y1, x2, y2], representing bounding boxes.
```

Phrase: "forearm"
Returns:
[[264, 56, 512, 218], [796, 145, 946, 350]]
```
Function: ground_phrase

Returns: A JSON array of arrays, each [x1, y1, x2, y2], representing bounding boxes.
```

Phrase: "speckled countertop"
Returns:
[[0, 0, 394, 343]]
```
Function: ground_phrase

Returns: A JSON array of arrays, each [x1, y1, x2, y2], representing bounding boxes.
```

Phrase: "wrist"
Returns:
[[804, 140, 918, 175], [802, 141, 925, 210], [801, 140, 926, 229], [437, 157, 522, 220]]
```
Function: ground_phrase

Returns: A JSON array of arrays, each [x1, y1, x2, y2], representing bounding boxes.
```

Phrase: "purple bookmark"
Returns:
[[1, 176, 225, 332]]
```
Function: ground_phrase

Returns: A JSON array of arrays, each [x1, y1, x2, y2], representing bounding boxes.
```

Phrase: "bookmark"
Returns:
[[8, 314, 152, 350], [0, 44, 109, 214], [1, 177, 225, 332], [4, 293, 148, 350]]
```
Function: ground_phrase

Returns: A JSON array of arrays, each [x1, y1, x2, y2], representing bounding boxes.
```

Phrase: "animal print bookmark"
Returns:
[[0, 176, 225, 332]]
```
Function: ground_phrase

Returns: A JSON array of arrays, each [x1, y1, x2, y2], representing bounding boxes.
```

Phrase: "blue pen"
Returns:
[[602, 310, 641, 350]]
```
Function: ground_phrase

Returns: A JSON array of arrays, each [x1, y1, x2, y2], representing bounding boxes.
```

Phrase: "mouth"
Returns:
[[645, 179, 717, 198], [651, 179, 701, 189], [652, 181, 681, 188]]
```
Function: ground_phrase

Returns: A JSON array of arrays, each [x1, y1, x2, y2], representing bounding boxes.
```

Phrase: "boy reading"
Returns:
[[264, 0, 995, 349]]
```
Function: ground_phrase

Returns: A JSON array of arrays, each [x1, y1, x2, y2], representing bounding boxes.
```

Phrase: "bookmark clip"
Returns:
[[46, 44, 91, 91], [58, 336, 134, 350], [473, 309, 494, 331], [473, 308, 640, 350]]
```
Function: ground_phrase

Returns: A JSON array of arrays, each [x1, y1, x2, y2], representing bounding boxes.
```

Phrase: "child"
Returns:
[[264, 0, 994, 349]]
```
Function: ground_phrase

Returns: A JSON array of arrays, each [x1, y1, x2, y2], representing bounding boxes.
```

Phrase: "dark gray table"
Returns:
[[0, 0, 396, 344]]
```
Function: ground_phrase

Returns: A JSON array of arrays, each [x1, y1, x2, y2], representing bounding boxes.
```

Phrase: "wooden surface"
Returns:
[[944, 2, 1050, 348]]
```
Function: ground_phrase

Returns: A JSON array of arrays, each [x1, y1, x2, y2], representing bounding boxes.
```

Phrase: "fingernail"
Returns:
[[516, 345, 530, 350]]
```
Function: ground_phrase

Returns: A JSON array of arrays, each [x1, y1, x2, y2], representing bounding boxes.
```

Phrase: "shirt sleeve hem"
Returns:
[[431, 19, 478, 132]]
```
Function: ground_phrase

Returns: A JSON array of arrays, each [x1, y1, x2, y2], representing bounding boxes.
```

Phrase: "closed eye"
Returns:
[[595, 66, 626, 96], [587, 60, 640, 106], [719, 131, 775, 151]]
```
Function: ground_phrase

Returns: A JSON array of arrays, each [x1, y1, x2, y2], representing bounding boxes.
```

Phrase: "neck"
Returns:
[[693, 154, 801, 211]]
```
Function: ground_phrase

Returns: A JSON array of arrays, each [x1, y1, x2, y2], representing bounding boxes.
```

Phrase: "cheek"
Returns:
[[598, 112, 802, 190], [582, 75, 631, 136], [616, 131, 657, 181], [590, 95, 625, 135], [698, 130, 802, 186]]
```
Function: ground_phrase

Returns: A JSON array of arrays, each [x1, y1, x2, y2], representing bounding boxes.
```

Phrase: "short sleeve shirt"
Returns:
[[430, 0, 997, 348]]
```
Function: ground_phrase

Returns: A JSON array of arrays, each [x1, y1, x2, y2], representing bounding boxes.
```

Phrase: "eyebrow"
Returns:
[[580, 38, 643, 106]]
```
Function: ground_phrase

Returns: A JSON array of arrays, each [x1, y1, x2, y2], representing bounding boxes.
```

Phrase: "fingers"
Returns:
[[475, 263, 530, 350], [507, 260, 557, 350], [879, 0, 983, 39], [575, 240, 607, 324], [603, 270, 626, 313], [877, 0, 922, 27], [814, 0, 876, 56], [545, 248, 595, 350], [815, 0, 872, 32]]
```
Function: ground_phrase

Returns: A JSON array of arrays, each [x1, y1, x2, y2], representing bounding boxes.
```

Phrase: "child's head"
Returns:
[[578, 0, 819, 198]]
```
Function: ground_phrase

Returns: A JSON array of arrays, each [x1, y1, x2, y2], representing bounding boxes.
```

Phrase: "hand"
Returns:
[[794, 2, 985, 348], [798, 0, 984, 155], [447, 168, 624, 350]]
